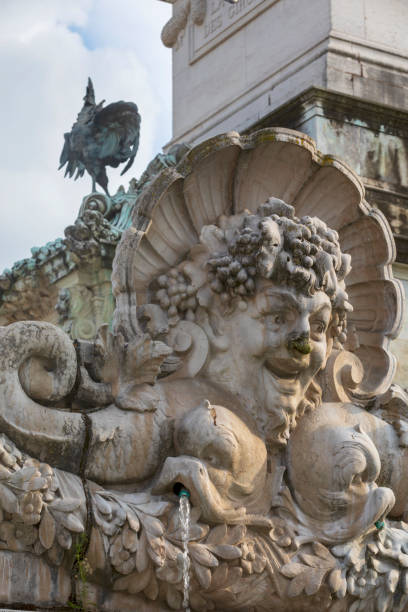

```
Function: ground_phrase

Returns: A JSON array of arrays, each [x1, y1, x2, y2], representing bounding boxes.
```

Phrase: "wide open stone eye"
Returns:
[[201, 440, 233, 471], [201, 448, 222, 468], [310, 320, 327, 336], [202, 451, 219, 467], [274, 313, 285, 325]]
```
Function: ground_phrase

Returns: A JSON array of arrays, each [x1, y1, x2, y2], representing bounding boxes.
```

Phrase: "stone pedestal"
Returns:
[[165, 0, 408, 248], [167, 0, 408, 146], [165, 1, 408, 261]]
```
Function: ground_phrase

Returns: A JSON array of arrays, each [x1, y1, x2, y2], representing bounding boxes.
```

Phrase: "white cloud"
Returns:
[[0, 0, 172, 270]]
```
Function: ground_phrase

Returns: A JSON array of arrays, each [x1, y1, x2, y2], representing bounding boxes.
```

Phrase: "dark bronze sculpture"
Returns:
[[59, 78, 141, 195]]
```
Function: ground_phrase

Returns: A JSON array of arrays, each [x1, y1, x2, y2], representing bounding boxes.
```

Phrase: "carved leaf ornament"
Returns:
[[0, 128, 406, 611], [0, 433, 85, 566], [89, 487, 271, 610]]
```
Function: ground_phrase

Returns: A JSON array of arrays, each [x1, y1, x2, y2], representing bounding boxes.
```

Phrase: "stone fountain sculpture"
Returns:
[[0, 128, 407, 611]]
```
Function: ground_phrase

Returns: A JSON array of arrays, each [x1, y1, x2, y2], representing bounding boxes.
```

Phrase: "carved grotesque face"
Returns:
[[287, 424, 395, 543], [206, 283, 332, 444], [153, 402, 269, 524], [151, 199, 351, 445], [174, 401, 267, 496]]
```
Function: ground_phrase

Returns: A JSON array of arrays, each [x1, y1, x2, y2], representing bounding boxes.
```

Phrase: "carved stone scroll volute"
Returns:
[[319, 349, 364, 403], [0, 128, 407, 611]]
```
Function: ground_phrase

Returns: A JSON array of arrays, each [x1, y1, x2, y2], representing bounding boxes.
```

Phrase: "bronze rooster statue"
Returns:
[[59, 78, 141, 195]]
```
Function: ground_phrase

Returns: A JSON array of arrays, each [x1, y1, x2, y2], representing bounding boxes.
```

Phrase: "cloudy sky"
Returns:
[[0, 0, 172, 271]]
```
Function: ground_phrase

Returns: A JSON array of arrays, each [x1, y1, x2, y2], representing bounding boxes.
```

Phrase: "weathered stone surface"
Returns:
[[247, 88, 408, 381], [0, 552, 71, 607], [0, 129, 407, 610], [391, 264, 408, 387], [0, 321, 85, 471], [160, 0, 408, 401], [164, 0, 408, 146]]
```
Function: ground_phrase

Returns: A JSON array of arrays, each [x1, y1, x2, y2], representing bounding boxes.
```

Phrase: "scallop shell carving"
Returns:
[[112, 128, 404, 399]]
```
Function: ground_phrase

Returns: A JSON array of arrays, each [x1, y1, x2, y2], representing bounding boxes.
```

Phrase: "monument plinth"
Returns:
[[164, 0, 408, 145]]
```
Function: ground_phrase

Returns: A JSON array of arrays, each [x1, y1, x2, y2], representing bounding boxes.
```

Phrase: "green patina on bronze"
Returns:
[[0, 141, 190, 337], [59, 78, 140, 195]]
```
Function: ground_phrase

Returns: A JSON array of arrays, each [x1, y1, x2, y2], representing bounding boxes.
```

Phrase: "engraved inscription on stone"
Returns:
[[190, 0, 274, 63]]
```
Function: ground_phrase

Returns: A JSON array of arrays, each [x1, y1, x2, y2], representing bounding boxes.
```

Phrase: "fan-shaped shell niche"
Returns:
[[112, 129, 404, 399]]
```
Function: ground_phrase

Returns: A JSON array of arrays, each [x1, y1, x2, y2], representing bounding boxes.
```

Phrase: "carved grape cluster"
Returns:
[[205, 199, 346, 304], [151, 200, 351, 346], [331, 310, 348, 345], [199, 199, 352, 347], [155, 268, 198, 326], [329, 524, 408, 611], [207, 226, 259, 301], [283, 220, 317, 267]]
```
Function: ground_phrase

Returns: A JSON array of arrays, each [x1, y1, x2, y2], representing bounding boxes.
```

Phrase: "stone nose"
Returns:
[[287, 332, 312, 355]]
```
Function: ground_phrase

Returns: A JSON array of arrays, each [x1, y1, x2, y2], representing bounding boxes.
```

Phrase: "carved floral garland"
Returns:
[[1, 428, 408, 611], [0, 434, 85, 565]]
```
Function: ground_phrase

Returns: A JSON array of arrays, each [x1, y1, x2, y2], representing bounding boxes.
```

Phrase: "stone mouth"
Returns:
[[264, 359, 303, 382], [152, 455, 246, 524]]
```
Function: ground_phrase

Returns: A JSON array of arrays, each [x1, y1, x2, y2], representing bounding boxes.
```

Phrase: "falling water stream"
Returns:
[[179, 490, 191, 611]]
